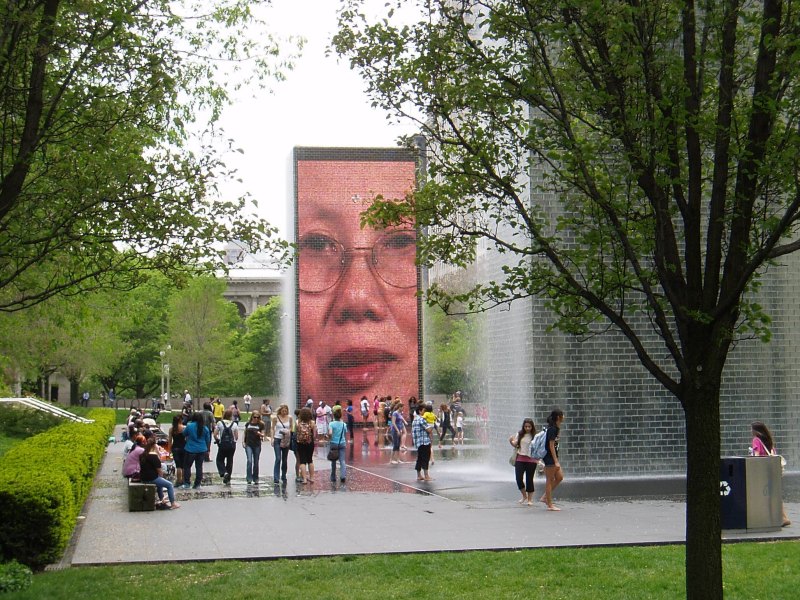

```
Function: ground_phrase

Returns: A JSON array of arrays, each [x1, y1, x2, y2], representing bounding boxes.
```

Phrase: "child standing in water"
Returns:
[[455, 410, 465, 445]]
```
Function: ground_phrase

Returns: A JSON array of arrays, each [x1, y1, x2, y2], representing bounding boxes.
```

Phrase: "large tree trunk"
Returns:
[[69, 377, 79, 406], [194, 361, 202, 409], [684, 379, 723, 600]]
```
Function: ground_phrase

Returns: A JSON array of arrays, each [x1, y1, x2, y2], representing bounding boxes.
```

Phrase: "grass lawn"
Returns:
[[5, 541, 799, 599]]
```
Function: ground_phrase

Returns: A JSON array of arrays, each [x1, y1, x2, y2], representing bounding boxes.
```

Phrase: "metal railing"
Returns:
[[0, 397, 94, 423]]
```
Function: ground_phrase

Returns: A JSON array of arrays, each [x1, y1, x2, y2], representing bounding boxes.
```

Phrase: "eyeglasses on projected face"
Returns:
[[298, 229, 417, 293]]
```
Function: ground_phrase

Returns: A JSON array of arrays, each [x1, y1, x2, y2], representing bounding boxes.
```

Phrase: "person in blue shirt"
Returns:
[[328, 406, 348, 482], [181, 412, 211, 489]]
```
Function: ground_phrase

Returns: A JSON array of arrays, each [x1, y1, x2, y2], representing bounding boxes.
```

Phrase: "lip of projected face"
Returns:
[[324, 348, 399, 390]]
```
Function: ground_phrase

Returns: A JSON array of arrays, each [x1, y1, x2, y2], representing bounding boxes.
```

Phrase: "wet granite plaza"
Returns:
[[59, 424, 799, 567]]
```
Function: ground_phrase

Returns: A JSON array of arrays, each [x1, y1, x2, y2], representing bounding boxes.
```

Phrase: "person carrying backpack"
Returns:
[[541, 408, 565, 511], [214, 409, 239, 485]]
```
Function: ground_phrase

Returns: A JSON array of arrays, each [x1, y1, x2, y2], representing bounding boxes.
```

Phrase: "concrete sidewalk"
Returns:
[[64, 427, 799, 566]]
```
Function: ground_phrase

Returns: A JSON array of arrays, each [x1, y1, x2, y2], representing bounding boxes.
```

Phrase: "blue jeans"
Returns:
[[329, 443, 347, 480], [183, 451, 204, 487], [144, 476, 176, 504], [245, 444, 261, 482], [391, 428, 401, 451], [273, 439, 289, 482]]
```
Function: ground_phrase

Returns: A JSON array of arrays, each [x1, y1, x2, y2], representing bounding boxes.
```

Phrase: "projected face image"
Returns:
[[296, 157, 419, 405]]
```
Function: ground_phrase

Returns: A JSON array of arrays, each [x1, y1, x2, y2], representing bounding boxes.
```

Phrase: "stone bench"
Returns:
[[127, 479, 156, 512]]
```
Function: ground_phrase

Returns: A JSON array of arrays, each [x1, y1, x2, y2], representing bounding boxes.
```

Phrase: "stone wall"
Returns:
[[481, 242, 800, 479]]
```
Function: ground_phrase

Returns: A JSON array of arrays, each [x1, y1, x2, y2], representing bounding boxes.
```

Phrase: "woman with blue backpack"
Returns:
[[541, 408, 565, 511]]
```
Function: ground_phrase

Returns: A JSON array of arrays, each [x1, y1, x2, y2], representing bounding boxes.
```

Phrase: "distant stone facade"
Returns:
[[220, 242, 284, 318], [223, 274, 282, 318]]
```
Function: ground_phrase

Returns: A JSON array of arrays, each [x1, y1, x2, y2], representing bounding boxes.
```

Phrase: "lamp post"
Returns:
[[160, 350, 166, 406], [160, 344, 171, 410], [164, 363, 171, 410]]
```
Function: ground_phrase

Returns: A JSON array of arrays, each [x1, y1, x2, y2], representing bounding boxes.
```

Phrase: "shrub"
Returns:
[[0, 405, 62, 437], [0, 560, 32, 593], [0, 409, 113, 569]]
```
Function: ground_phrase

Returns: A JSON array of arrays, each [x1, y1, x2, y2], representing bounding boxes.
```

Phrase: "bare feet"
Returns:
[[424, 477, 433, 481], [518, 498, 526, 504], [547, 506, 561, 511], [417, 477, 425, 481], [169, 502, 181, 509]]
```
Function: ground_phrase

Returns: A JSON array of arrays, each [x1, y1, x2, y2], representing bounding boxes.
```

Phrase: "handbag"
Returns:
[[509, 434, 520, 466], [327, 424, 345, 460], [278, 418, 291, 448], [770, 449, 787, 474]]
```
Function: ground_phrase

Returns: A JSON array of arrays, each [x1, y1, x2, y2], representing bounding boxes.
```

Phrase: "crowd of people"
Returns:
[[345, 391, 469, 455], [120, 391, 475, 504], [121, 393, 791, 525], [122, 412, 180, 510]]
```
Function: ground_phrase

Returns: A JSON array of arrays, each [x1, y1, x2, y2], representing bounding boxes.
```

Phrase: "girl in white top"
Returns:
[[509, 418, 537, 505], [272, 404, 294, 484], [455, 412, 464, 445]]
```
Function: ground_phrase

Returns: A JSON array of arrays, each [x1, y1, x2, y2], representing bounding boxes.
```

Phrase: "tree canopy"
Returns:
[[0, 0, 293, 312], [167, 275, 242, 400], [239, 297, 283, 396], [424, 303, 482, 397], [334, 1, 800, 598], [0, 282, 128, 401]]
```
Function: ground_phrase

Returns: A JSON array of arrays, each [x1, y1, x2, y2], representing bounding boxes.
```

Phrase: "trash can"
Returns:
[[720, 455, 783, 531]]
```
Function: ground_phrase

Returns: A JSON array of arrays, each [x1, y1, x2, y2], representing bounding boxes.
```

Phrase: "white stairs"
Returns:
[[0, 397, 94, 423]]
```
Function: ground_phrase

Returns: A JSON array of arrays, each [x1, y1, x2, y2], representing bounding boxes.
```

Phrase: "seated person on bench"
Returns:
[[123, 434, 146, 481], [139, 437, 180, 510]]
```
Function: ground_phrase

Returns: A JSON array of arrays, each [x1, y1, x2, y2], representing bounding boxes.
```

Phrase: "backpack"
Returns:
[[219, 421, 235, 451], [530, 428, 548, 460], [296, 421, 313, 444]]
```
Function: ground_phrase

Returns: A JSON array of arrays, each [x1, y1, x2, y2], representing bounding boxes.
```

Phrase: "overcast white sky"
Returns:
[[217, 0, 421, 239]]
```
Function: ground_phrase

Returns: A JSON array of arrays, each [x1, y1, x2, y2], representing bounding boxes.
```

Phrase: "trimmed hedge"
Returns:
[[0, 409, 114, 570], [0, 405, 62, 437]]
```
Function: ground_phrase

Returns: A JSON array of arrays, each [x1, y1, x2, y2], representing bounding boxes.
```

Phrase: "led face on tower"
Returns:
[[295, 149, 420, 411]]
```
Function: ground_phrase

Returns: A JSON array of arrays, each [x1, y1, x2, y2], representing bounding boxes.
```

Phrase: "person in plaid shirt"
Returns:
[[412, 405, 434, 481]]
